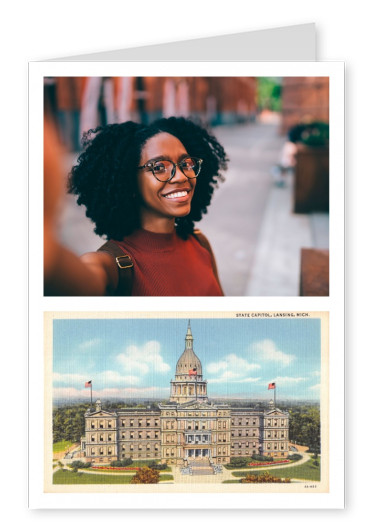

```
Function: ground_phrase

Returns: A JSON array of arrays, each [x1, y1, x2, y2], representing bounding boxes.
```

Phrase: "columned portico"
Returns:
[[186, 448, 211, 459]]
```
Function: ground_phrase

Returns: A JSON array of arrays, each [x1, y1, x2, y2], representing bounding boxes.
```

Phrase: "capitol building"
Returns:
[[81, 322, 289, 466]]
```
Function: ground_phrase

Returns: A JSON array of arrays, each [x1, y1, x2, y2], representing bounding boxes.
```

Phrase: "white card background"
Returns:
[[29, 59, 344, 510], [4, 0, 371, 527]]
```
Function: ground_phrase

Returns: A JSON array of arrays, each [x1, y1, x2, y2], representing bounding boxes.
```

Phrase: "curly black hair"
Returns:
[[68, 116, 228, 240]]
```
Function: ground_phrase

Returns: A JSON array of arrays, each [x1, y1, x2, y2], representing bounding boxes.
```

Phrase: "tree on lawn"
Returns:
[[131, 467, 160, 484], [289, 406, 320, 454], [53, 405, 87, 443]]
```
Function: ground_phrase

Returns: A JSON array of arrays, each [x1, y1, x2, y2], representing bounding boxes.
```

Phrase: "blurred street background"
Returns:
[[45, 76, 329, 296]]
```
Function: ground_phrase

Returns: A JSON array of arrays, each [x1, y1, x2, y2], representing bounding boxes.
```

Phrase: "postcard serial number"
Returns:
[[236, 313, 310, 318]]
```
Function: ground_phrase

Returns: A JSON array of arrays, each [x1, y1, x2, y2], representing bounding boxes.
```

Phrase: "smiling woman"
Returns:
[[44, 117, 228, 296]]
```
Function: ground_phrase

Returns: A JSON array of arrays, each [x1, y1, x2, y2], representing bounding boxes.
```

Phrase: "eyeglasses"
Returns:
[[138, 156, 203, 182]]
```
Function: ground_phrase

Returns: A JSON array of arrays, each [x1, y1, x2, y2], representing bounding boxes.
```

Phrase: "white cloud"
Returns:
[[78, 338, 101, 351], [309, 383, 321, 391], [53, 371, 140, 387], [209, 374, 261, 384], [98, 371, 140, 386], [53, 341, 170, 392], [206, 353, 260, 383], [116, 341, 170, 375], [53, 372, 89, 384], [100, 386, 170, 398], [207, 354, 260, 374], [53, 386, 170, 401], [252, 339, 295, 366], [272, 376, 306, 384], [53, 387, 85, 399], [206, 361, 228, 374]]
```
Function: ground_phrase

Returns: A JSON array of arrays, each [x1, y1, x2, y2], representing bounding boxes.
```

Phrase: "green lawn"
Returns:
[[53, 469, 173, 484], [229, 456, 320, 482], [89, 466, 172, 474], [160, 474, 173, 482], [225, 461, 292, 471], [53, 440, 73, 453]]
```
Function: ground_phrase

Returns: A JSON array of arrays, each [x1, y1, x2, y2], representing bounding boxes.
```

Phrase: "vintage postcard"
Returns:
[[42, 311, 331, 506]]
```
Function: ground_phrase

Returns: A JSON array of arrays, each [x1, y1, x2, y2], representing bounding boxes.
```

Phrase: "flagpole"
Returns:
[[85, 380, 93, 406], [268, 383, 276, 407]]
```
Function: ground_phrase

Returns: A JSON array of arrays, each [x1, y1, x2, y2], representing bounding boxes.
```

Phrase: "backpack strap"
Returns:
[[193, 229, 223, 295], [97, 231, 222, 296], [97, 241, 133, 296]]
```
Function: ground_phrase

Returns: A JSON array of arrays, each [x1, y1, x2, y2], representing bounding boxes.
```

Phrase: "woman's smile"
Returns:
[[137, 132, 196, 231], [162, 187, 191, 200]]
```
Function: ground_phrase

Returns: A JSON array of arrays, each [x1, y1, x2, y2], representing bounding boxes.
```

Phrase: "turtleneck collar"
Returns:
[[120, 228, 178, 252]]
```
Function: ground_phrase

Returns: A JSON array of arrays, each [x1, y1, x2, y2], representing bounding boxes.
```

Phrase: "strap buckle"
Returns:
[[115, 255, 133, 269]]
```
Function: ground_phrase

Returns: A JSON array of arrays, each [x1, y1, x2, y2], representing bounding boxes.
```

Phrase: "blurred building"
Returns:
[[119, 76, 258, 125], [280, 77, 329, 135], [45, 76, 258, 151]]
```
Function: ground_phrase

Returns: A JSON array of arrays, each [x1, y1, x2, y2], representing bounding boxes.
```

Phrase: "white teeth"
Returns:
[[165, 191, 188, 199]]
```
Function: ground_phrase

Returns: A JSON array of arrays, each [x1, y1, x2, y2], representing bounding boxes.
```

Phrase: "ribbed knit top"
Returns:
[[114, 228, 223, 296]]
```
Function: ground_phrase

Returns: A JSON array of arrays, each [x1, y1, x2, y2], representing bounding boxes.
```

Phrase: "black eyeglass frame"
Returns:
[[137, 156, 203, 182]]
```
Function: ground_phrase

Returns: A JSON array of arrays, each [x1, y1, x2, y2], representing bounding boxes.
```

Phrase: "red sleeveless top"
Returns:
[[114, 229, 223, 296]]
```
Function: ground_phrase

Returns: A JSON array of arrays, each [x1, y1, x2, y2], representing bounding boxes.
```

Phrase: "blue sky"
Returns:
[[52, 318, 321, 402]]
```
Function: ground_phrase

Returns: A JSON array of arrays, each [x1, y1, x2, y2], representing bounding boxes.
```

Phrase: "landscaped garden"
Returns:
[[224, 454, 302, 470], [223, 456, 320, 483]]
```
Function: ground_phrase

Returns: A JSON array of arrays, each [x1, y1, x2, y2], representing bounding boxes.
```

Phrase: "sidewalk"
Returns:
[[199, 122, 328, 296], [245, 174, 328, 296]]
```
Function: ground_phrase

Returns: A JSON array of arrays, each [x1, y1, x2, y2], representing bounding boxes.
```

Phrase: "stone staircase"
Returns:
[[188, 458, 215, 476], [180, 458, 224, 476]]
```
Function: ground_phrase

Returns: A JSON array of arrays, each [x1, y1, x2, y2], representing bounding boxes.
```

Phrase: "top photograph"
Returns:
[[44, 76, 329, 297]]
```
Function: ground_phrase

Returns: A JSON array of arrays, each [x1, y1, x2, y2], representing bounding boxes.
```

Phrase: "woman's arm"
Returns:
[[44, 230, 118, 295], [44, 117, 118, 296]]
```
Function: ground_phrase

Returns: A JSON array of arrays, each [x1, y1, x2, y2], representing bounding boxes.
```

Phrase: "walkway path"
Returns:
[[198, 121, 285, 295]]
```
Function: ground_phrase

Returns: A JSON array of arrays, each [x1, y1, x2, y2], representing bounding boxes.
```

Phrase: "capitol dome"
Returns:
[[170, 321, 208, 403], [175, 321, 202, 377]]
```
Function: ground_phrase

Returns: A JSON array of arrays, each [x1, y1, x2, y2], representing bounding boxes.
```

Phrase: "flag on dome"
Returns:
[[189, 368, 197, 375], [85, 381, 92, 388], [268, 382, 276, 389]]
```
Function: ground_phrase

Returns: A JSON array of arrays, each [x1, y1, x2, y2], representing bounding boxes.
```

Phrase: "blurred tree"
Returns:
[[257, 77, 282, 112]]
